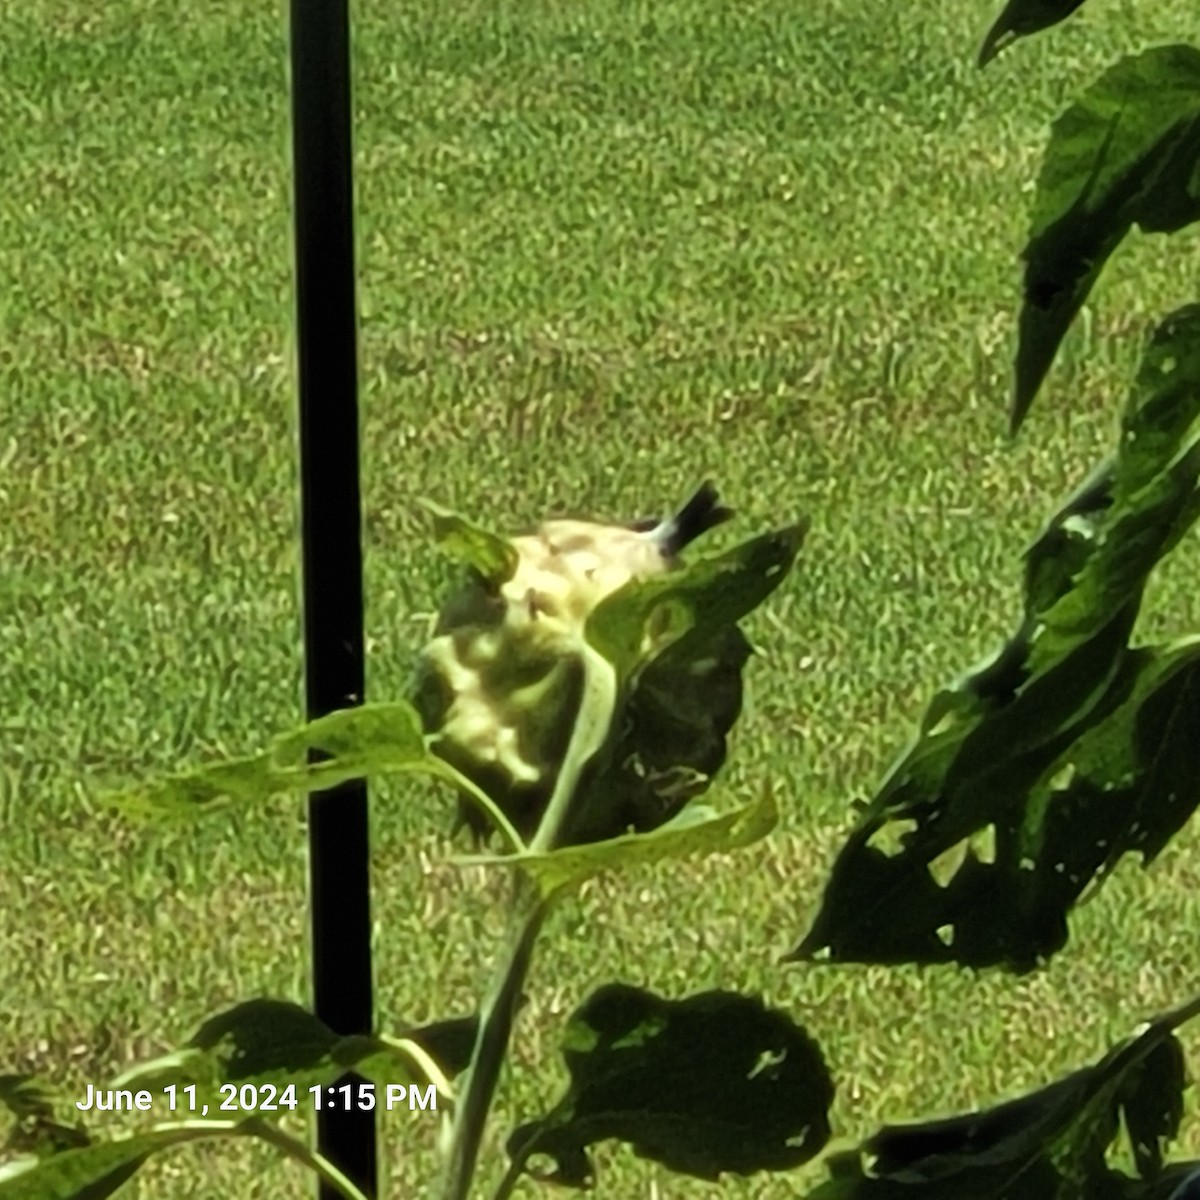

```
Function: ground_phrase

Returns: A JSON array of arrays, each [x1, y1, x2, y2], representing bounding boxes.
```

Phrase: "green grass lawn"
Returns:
[[3, 0, 1200, 1194]]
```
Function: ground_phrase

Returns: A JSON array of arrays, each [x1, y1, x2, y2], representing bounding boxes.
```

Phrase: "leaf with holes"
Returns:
[[807, 994, 1200, 1199], [110, 999, 465, 1115], [507, 984, 833, 1187], [793, 307, 1200, 971]]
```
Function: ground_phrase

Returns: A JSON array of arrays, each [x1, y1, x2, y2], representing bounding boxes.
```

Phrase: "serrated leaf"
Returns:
[[454, 785, 777, 896], [1013, 45, 1200, 429], [508, 984, 833, 1186], [978, 0, 1087, 67], [416, 498, 518, 585], [795, 307, 1200, 971], [806, 994, 1200, 1199]]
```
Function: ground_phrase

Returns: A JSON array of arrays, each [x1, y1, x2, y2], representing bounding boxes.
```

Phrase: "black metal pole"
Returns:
[[287, 0, 376, 1195]]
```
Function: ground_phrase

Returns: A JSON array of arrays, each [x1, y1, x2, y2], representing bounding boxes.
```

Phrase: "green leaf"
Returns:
[[454, 784, 777, 897], [585, 522, 807, 681], [806, 994, 1200, 1199], [554, 512, 803, 848], [508, 984, 833, 1186], [0, 1122, 246, 1200], [978, 0, 1087, 67], [0, 1137, 153, 1199], [416, 498, 518, 586], [268, 701, 427, 766], [1013, 45, 1200, 430], [1028, 309, 1200, 655], [1119, 305, 1200, 498], [794, 308, 1200, 971], [110, 999, 423, 1114], [0, 1115, 371, 1200], [558, 622, 754, 846], [795, 637, 1200, 972], [399, 1014, 483, 1081], [100, 701, 522, 839]]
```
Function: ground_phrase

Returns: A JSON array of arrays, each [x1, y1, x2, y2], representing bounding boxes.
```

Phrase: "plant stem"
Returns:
[[126, 1119, 371, 1200], [377, 1032, 455, 1102], [247, 1116, 373, 1200], [438, 643, 616, 1199], [527, 646, 617, 855], [490, 1143, 534, 1200], [437, 881, 547, 1200]]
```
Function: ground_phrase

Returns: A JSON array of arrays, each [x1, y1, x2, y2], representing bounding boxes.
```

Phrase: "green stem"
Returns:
[[428, 758, 526, 855], [437, 882, 547, 1200], [120, 1119, 371, 1200], [527, 646, 617, 855], [246, 1117, 373, 1200], [490, 1140, 535, 1200], [438, 644, 617, 1200], [377, 1032, 456, 1102]]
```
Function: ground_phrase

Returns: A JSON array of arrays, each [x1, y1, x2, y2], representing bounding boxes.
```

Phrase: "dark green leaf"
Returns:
[[795, 307, 1200, 971], [1013, 46, 1200, 430], [1123, 1036, 1186, 1177], [401, 1014, 482, 1080], [806, 995, 1200, 1199], [557, 622, 755, 846], [1119, 306, 1200, 497], [508, 985, 832, 1186], [978, 0, 1087, 67], [111, 999, 425, 1113]]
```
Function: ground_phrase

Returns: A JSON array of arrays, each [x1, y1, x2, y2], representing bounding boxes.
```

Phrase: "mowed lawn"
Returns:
[[3, 0, 1200, 1194]]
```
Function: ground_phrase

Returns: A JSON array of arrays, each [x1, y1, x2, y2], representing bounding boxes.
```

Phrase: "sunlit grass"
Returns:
[[2, 0, 1200, 1195]]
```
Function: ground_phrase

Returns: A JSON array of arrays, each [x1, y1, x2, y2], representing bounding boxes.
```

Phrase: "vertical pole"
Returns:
[[287, 0, 376, 1195]]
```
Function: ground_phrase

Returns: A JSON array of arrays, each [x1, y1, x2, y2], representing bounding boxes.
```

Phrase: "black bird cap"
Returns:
[[628, 481, 735, 556]]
